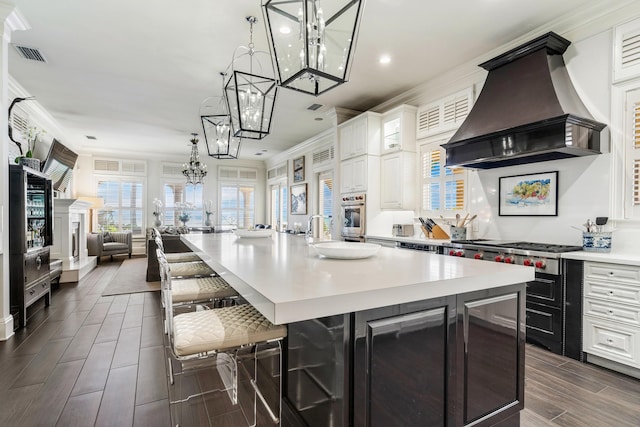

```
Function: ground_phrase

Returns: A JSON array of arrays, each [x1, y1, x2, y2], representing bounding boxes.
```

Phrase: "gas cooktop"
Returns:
[[450, 239, 582, 253]]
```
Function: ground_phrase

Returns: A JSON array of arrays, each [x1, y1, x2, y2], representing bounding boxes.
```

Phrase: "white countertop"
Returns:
[[562, 251, 640, 266], [181, 233, 534, 324]]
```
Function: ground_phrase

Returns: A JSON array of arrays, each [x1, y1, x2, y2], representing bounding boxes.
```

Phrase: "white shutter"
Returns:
[[614, 18, 640, 83], [163, 163, 184, 176], [10, 104, 29, 143], [416, 87, 473, 139], [268, 163, 288, 180], [121, 160, 146, 175], [420, 141, 466, 214], [625, 88, 640, 218], [94, 159, 120, 173], [219, 166, 258, 181], [312, 146, 335, 166]]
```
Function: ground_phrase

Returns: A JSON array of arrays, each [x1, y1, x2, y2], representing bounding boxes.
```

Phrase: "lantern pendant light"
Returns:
[[225, 16, 278, 140], [263, 0, 365, 96], [201, 73, 242, 159]]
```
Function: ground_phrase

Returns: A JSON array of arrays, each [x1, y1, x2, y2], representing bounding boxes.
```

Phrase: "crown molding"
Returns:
[[5, 6, 29, 32]]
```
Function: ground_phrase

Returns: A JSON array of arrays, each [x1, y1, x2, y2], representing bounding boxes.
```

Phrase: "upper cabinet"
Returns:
[[381, 105, 417, 154], [339, 112, 381, 160]]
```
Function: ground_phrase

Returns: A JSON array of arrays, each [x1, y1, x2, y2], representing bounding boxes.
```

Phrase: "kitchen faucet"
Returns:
[[306, 215, 332, 244]]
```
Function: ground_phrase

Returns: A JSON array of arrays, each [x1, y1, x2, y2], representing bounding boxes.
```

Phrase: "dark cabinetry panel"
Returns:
[[9, 165, 53, 329]]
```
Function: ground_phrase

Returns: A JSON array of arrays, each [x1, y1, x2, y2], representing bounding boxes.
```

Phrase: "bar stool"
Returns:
[[157, 249, 237, 307], [153, 228, 203, 263], [159, 256, 287, 426], [155, 234, 216, 279]]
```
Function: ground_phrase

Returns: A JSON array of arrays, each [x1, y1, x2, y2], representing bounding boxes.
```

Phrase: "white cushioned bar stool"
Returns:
[[155, 233, 217, 279], [159, 256, 287, 426], [157, 249, 237, 307], [153, 228, 203, 263]]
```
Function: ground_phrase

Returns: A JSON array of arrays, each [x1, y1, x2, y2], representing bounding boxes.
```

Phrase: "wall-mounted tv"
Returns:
[[41, 139, 78, 192]]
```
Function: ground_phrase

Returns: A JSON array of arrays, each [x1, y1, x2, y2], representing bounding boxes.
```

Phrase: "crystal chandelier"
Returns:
[[182, 133, 207, 185], [225, 16, 278, 140], [263, 0, 365, 96], [201, 73, 242, 159]]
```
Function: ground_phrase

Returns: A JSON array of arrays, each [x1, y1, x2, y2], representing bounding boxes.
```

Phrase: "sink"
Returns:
[[313, 242, 381, 259]]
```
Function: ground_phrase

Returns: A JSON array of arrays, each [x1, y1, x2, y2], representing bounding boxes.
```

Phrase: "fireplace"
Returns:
[[71, 221, 80, 261]]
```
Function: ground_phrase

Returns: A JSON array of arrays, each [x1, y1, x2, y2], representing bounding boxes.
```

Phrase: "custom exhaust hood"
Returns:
[[442, 32, 606, 169]]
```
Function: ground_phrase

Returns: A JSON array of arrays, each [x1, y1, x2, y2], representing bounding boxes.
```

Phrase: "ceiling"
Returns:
[[8, 0, 629, 161]]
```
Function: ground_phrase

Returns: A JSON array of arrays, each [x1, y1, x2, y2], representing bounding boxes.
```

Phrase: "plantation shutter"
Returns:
[[421, 142, 466, 214]]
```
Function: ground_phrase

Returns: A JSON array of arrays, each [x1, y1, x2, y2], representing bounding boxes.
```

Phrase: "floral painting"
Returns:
[[499, 171, 558, 216]]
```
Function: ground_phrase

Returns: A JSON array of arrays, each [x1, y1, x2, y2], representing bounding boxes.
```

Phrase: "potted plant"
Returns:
[[176, 202, 194, 226], [152, 198, 163, 227], [15, 126, 45, 169], [204, 200, 214, 226]]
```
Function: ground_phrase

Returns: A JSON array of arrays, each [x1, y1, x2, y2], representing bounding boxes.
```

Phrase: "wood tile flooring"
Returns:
[[0, 260, 639, 426]]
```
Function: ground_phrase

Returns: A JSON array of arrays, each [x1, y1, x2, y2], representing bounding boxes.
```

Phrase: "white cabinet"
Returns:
[[583, 261, 640, 370], [381, 105, 417, 154], [380, 152, 415, 209], [338, 112, 381, 160], [340, 155, 368, 193]]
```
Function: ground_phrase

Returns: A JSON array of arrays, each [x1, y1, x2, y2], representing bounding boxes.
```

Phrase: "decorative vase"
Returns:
[[204, 213, 212, 227], [20, 157, 41, 170], [153, 214, 162, 227]]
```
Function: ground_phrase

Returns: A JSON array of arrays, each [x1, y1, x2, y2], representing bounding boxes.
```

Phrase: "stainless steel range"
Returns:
[[444, 239, 584, 360]]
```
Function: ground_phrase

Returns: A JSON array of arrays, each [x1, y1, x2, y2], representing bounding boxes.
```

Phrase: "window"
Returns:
[[270, 182, 288, 231], [96, 176, 144, 234], [163, 182, 204, 226], [420, 140, 466, 214], [318, 171, 333, 239], [625, 88, 640, 218], [220, 184, 255, 228]]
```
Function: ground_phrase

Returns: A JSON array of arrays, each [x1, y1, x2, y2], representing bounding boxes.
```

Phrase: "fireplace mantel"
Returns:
[[51, 198, 97, 282]]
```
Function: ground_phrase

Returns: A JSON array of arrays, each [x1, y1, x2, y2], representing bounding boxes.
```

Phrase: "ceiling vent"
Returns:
[[307, 103, 323, 111], [12, 44, 47, 63]]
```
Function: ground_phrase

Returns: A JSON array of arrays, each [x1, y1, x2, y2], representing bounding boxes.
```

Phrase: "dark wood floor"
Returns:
[[1, 260, 640, 426]]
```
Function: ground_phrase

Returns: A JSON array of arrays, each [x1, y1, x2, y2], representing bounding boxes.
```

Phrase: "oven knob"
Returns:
[[449, 250, 456, 256], [503, 257, 514, 264], [495, 255, 504, 262], [535, 260, 546, 269], [523, 259, 533, 266], [456, 250, 464, 257], [474, 253, 483, 260]]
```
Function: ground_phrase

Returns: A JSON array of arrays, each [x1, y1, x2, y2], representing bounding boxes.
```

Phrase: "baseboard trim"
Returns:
[[0, 314, 15, 341]]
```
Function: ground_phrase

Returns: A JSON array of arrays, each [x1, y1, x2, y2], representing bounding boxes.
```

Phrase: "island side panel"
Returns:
[[456, 283, 526, 427]]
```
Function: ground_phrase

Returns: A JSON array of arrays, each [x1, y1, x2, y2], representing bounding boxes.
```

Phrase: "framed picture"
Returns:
[[290, 183, 307, 215], [293, 156, 305, 183], [499, 171, 558, 216]]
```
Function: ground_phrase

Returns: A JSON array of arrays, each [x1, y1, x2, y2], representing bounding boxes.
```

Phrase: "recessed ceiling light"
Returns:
[[261, 149, 268, 152], [279, 26, 291, 34], [379, 55, 391, 65], [315, 117, 323, 121], [86, 135, 97, 140]]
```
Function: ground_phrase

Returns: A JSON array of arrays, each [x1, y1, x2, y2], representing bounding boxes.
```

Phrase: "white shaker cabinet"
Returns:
[[583, 261, 640, 374], [340, 155, 368, 193], [380, 152, 415, 209], [338, 112, 381, 161]]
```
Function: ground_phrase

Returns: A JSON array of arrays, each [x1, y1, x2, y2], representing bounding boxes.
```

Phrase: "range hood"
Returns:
[[442, 32, 606, 169]]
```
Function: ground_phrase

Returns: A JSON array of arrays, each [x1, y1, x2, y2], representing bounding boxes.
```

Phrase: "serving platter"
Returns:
[[313, 242, 381, 259]]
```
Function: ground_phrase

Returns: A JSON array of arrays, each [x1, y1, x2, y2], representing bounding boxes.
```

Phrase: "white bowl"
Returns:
[[313, 242, 381, 259], [235, 229, 272, 238]]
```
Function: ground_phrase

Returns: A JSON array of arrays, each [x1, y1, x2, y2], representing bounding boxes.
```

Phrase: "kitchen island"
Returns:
[[182, 232, 534, 427]]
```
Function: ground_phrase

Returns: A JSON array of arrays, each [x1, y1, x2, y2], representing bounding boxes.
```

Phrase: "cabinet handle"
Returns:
[[609, 272, 614, 276], [608, 310, 614, 315], [607, 338, 614, 343], [29, 289, 35, 295], [608, 291, 614, 295], [36, 256, 42, 269]]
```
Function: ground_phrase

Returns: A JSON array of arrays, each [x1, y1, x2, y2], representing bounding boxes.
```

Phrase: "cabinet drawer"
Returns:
[[25, 249, 50, 285], [25, 279, 50, 307], [583, 317, 639, 368], [584, 298, 640, 326], [585, 262, 640, 285], [584, 279, 640, 306]]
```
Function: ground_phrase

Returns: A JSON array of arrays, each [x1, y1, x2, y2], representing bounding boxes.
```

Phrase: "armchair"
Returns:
[[87, 232, 132, 264]]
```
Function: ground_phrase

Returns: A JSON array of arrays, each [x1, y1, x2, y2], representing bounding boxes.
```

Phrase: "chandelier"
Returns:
[[182, 133, 207, 185], [262, 0, 365, 96], [201, 73, 242, 159], [225, 16, 278, 140]]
